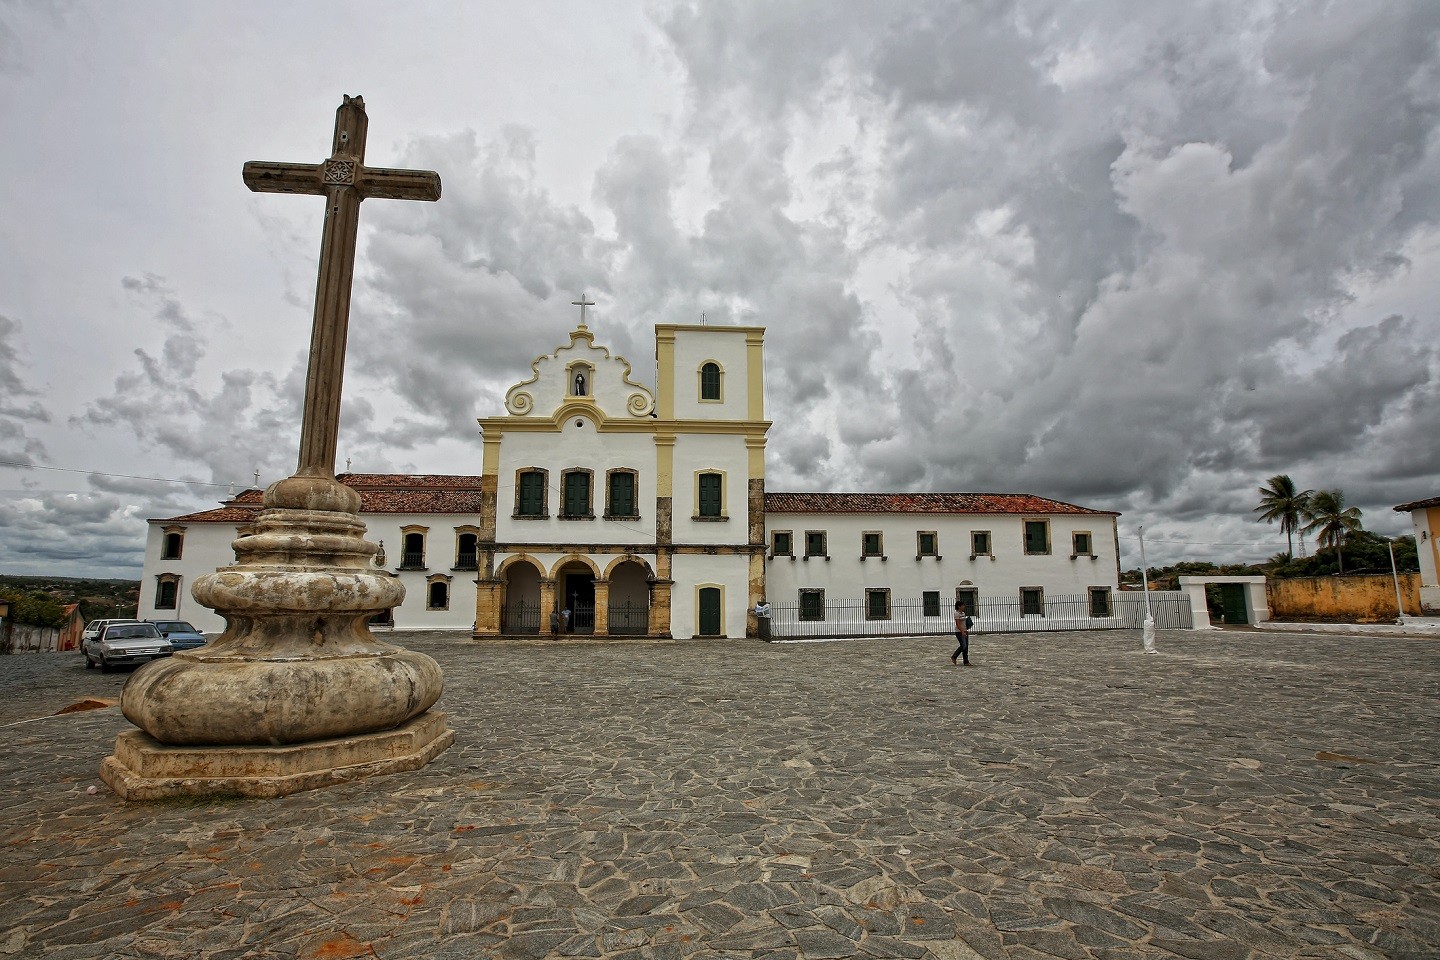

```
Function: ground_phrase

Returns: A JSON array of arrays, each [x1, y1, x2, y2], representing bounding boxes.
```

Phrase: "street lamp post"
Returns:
[[1139, 525, 1156, 653], [1388, 540, 1406, 625]]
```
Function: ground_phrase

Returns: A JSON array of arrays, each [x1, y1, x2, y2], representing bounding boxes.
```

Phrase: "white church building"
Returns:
[[138, 317, 1122, 639]]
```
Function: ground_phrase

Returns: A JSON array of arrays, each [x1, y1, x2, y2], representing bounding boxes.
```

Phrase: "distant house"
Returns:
[[58, 604, 84, 651], [1393, 496, 1439, 613]]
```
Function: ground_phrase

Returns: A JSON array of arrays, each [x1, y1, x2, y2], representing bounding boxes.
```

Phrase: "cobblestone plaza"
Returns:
[[1, 629, 1436, 959]]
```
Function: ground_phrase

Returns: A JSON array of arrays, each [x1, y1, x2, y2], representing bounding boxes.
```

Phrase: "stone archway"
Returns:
[[605, 557, 652, 635], [553, 558, 597, 634], [501, 558, 543, 634]]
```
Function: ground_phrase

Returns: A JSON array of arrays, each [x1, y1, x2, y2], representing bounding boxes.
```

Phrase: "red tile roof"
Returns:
[[153, 475, 490, 523], [764, 492, 1118, 516], [1394, 496, 1440, 512]]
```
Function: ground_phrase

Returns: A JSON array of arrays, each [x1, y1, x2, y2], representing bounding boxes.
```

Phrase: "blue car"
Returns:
[[147, 620, 207, 651]]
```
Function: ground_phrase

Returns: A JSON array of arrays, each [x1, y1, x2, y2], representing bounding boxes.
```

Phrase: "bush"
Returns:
[[0, 588, 68, 628]]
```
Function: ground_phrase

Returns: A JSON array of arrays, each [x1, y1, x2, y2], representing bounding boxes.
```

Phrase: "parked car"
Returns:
[[83, 622, 171, 673], [147, 620, 207, 651], [80, 618, 140, 648]]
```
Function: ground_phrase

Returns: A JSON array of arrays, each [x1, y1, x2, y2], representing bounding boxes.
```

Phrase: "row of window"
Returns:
[[796, 587, 1114, 621], [513, 468, 727, 521], [565, 361, 726, 402], [152, 573, 458, 612], [772, 524, 1097, 560]]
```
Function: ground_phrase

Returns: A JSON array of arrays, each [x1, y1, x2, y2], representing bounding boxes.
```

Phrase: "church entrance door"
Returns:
[[558, 564, 596, 634], [698, 587, 722, 637]]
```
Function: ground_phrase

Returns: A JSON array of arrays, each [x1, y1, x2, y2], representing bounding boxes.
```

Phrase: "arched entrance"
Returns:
[[555, 558, 596, 634], [501, 558, 542, 634], [606, 558, 652, 636]]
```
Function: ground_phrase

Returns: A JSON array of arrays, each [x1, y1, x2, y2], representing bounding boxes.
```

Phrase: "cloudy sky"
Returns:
[[2, 1, 1437, 579]]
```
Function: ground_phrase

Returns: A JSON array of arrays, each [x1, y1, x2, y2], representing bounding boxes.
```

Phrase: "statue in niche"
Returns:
[[574, 370, 587, 396]]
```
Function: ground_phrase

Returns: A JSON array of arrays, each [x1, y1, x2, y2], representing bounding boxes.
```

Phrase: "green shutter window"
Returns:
[[923, 591, 940, 617], [700, 362, 721, 400], [698, 473, 722, 517], [1089, 588, 1110, 617], [799, 590, 824, 621], [518, 471, 544, 516], [863, 533, 881, 556], [772, 531, 792, 555], [918, 532, 936, 556], [609, 472, 635, 517], [866, 590, 889, 620], [972, 531, 990, 556], [1073, 532, 1092, 555], [1022, 588, 1044, 616], [806, 532, 826, 557], [564, 472, 591, 517], [1025, 521, 1049, 555]]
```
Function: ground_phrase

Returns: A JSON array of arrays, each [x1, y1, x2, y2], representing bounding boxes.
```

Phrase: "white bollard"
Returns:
[[1142, 615, 1156, 654]]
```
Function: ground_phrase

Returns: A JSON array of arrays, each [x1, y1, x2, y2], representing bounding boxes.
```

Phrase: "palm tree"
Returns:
[[1254, 474, 1313, 558], [1301, 489, 1364, 573]]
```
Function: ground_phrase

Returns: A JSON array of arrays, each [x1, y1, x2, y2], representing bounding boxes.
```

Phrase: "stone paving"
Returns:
[[1, 628, 1437, 960]]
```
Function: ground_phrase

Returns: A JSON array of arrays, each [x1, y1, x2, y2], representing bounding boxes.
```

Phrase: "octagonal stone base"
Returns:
[[100, 711, 455, 800]]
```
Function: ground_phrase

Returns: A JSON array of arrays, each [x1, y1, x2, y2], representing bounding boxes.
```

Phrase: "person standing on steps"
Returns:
[[951, 600, 973, 667]]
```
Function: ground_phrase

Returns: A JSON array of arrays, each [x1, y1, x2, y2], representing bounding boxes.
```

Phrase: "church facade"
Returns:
[[138, 320, 1121, 638]]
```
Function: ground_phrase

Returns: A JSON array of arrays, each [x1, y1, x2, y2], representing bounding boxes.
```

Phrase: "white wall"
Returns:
[[671, 433, 750, 546], [495, 420, 657, 546], [136, 521, 244, 633], [763, 513, 1119, 606], [670, 553, 751, 639], [671, 328, 752, 421], [363, 512, 478, 630]]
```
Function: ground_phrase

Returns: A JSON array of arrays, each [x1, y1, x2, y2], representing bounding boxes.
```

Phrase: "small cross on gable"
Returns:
[[571, 293, 595, 329]]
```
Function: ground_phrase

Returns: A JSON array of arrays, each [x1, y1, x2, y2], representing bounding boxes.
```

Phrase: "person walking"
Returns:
[[549, 609, 560, 640], [951, 600, 973, 667]]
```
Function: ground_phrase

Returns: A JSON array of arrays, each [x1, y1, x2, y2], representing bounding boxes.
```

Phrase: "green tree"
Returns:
[[1301, 489, 1364, 573], [1254, 474, 1313, 558]]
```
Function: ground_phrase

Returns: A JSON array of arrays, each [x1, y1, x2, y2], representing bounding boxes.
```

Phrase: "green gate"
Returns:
[[1219, 584, 1249, 624]]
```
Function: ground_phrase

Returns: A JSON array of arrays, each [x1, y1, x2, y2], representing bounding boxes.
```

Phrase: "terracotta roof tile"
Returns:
[[153, 475, 490, 523], [763, 492, 1118, 516], [1393, 496, 1440, 512]]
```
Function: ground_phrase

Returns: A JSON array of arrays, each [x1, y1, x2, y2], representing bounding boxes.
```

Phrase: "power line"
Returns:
[[0, 459, 234, 489]]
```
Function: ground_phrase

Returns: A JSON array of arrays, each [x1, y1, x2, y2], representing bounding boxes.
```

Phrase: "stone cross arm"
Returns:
[[242, 161, 440, 202]]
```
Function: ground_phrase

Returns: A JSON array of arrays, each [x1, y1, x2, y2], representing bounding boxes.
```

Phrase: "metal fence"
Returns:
[[769, 591, 1191, 640], [607, 600, 650, 636]]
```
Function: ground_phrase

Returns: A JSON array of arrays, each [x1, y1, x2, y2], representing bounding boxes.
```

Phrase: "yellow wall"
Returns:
[[1267, 573, 1422, 622]]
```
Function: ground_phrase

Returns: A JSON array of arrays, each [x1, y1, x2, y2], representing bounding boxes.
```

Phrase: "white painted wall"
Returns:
[[671, 433, 750, 545], [670, 553, 751, 639], [671, 328, 752, 421], [136, 521, 244, 633], [495, 420, 658, 546], [363, 512, 478, 631], [763, 512, 1119, 606], [1408, 507, 1440, 612]]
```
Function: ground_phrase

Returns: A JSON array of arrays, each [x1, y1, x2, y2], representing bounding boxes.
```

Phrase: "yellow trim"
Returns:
[[695, 583, 726, 637], [482, 435, 502, 475], [745, 436, 767, 478], [655, 434, 675, 496], [746, 330, 764, 421], [659, 323, 766, 334], [693, 469, 728, 520], [657, 328, 676, 420], [550, 553, 602, 579]]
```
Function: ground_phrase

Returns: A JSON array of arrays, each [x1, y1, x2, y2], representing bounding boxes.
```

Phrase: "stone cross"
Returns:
[[572, 292, 595, 328], [243, 95, 441, 479]]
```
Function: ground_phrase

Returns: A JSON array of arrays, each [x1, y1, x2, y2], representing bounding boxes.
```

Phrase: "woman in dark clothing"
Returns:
[[951, 600, 972, 667]]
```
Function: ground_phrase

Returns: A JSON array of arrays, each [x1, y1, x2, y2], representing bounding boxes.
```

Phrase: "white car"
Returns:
[[80, 618, 141, 647], [83, 622, 171, 673]]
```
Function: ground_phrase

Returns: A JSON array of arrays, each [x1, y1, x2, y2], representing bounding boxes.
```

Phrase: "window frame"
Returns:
[[971, 530, 992, 559], [399, 525, 429, 570], [698, 360, 724, 402], [605, 468, 640, 519], [453, 527, 479, 571], [923, 590, 941, 618], [1072, 530, 1094, 559], [1023, 519, 1051, 556], [694, 470, 726, 520], [771, 530, 793, 557], [955, 587, 978, 617], [1020, 586, 1045, 617], [865, 588, 891, 621], [1088, 587, 1112, 618], [154, 574, 180, 611], [917, 531, 938, 558], [798, 588, 825, 622], [161, 527, 185, 561], [514, 467, 549, 519], [426, 574, 452, 611], [861, 531, 884, 560], [804, 530, 828, 560], [560, 468, 595, 519]]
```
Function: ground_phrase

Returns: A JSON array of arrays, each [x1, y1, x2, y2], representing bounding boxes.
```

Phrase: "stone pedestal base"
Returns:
[[100, 711, 454, 800]]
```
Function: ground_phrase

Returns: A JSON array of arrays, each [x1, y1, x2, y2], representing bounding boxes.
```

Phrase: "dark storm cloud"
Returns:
[[0, 314, 49, 464]]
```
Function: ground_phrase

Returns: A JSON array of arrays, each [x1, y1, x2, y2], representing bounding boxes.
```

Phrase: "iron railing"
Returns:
[[399, 551, 426, 569], [770, 592, 1192, 639], [607, 600, 650, 635], [502, 600, 542, 635]]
